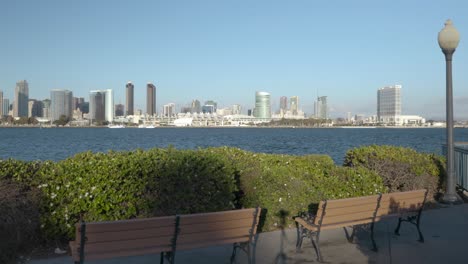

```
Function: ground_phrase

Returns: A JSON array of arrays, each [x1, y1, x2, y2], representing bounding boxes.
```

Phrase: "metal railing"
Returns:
[[443, 142, 468, 191]]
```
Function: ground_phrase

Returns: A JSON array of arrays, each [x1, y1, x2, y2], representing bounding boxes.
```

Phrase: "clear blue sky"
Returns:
[[1, 0, 467, 119]]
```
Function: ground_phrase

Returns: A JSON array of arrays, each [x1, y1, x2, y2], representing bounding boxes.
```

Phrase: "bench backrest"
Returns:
[[70, 215, 177, 262], [314, 194, 380, 230], [376, 189, 427, 219], [177, 207, 260, 251]]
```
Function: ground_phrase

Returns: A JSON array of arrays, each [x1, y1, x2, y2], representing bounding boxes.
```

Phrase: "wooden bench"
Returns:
[[69, 207, 261, 264], [294, 189, 427, 262]]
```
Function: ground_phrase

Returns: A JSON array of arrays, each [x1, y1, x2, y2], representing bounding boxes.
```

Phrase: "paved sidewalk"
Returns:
[[29, 203, 468, 264]]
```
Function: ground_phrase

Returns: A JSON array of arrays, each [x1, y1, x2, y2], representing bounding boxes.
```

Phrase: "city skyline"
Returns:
[[1, 1, 467, 119]]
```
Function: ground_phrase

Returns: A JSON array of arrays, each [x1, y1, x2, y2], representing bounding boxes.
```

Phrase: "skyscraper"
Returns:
[[232, 104, 241, 115], [202, 100, 217, 114], [290, 96, 299, 115], [315, 96, 328, 119], [2, 98, 9, 117], [191, 99, 201, 113], [51, 89, 73, 121], [89, 89, 113, 123], [377, 85, 402, 125], [13, 80, 29, 118], [253, 91, 271, 118], [42, 99, 51, 119], [163, 103, 176, 117], [0, 90, 3, 116], [146, 83, 156, 116], [280, 96, 288, 113], [115, 104, 124, 116], [126, 82, 134, 116]]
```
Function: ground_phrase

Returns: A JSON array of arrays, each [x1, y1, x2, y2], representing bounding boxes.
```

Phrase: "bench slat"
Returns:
[[324, 202, 379, 217], [321, 218, 376, 230], [178, 209, 258, 225], [83, 225, 175, 243], [321, 210, 376, 225], [178, 218, 256, 234], [178, 227, 252, 244], [380, 190, 426, 202], [81, 216, 176, 234], [81, 235, 173, 254]]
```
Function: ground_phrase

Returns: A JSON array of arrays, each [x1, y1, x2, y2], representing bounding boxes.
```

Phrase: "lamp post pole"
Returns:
[[438, 19, 462, 204]]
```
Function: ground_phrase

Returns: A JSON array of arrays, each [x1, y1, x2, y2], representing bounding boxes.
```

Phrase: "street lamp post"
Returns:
[[438, 19, 462, 204]]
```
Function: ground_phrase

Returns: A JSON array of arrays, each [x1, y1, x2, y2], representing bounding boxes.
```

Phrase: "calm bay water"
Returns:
[[2, 127, 468, 164]]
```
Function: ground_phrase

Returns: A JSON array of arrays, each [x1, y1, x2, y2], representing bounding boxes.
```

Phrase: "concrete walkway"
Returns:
[[29, 203, 468, 264]]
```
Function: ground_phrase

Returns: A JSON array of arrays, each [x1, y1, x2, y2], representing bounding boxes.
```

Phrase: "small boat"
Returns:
[[108, 124, 125, 128]]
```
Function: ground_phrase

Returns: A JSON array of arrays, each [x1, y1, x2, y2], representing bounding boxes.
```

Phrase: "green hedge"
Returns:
[[343, 145, 445, 198], [5, 145, 442, 249], [36, 148, 237, 238], [206, 147, 386, 231]]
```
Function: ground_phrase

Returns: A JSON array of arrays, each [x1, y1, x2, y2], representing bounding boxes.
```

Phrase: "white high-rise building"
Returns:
[[377, 85, 402, 125], [315, 96, 328, 119], [163, 103, 176, 117], [253, 91, 271, 119]]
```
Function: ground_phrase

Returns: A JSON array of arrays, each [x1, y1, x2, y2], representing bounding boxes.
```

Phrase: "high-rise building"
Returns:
[[280, 96, 288, 113], [315, 96, 328, 119], [146, 83, 156, 116], [42, 99, 51, 119], [253, 91, 271, 118], [13, 80, 29, 118], [163, 103, 176, 117], [191, 99, 201, 113], [115, 104, 124, 117], [73, 97, 84, 111], [126, 82, 134, 116], [0, 90, 3, 116], [28, 99, 43, 118], [51, 89, 73, 121], [89, 89, 113, 123], [232, 104, 242, 115], [377, 85, 402, 125], [202, 100, 217, 114], [2, 98, 9, 117], [290, 96, 299, 115]]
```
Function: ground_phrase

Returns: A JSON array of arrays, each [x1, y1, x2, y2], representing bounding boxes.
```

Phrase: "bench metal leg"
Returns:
[[343, 226, 355, 243], [295, 223, 305, 251], [394, 217, 403, 236], [231, 242, 254, 264], [311, 232, 323, 263], [394, 215, 424, 243], [370, 222, 378, 252]]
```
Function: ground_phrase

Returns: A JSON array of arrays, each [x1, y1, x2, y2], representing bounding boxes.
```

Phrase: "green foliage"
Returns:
[[36, 148, 237, 239], [343, 145, 445, 198], [206, 147, 385, 231]]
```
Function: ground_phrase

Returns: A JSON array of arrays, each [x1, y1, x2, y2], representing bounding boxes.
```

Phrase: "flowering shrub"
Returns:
[[35, 148, 237, 239]]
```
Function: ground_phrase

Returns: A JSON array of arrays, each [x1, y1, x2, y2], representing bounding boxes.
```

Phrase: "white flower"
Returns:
[[284, 183, 287, 186], [56, 186, 60, 190], [91, 186, 96, 191], [49, 203, 53, 207], [40, 224, 45, 228], [85, 192, 89, 197], [278, 197, 282, 202], [66, 223, 71, 228]]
